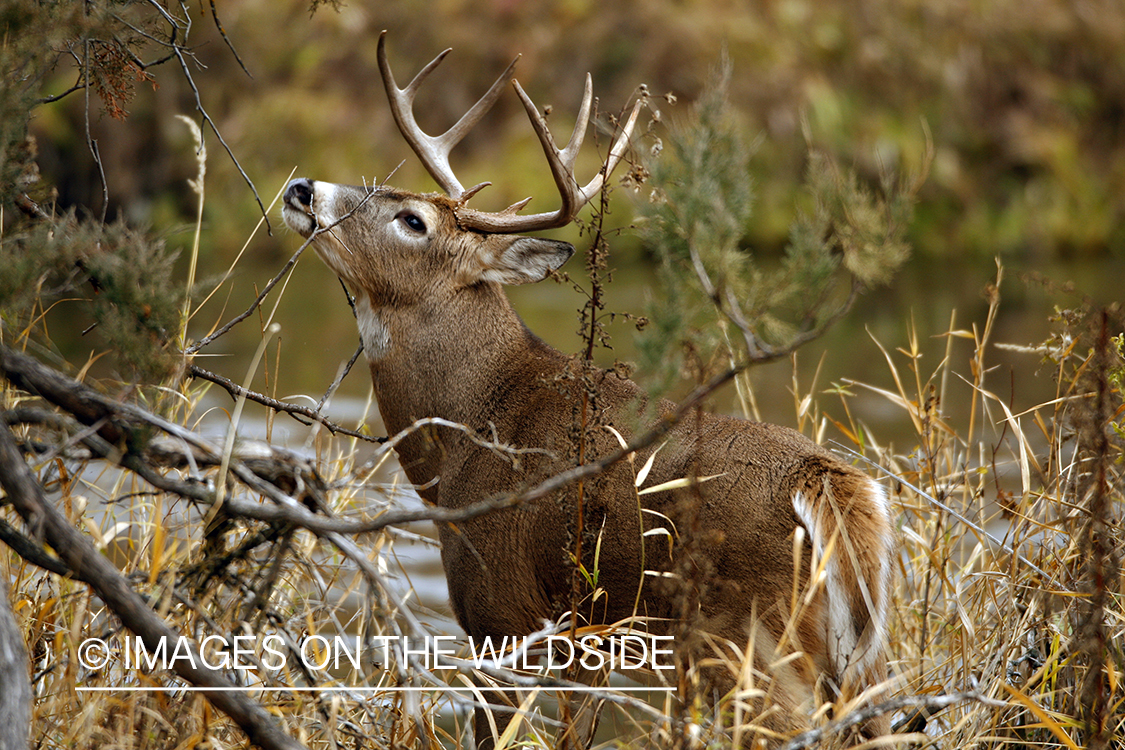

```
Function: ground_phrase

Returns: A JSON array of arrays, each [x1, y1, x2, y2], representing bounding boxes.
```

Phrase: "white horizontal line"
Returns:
[[77, 685, 675, 693]]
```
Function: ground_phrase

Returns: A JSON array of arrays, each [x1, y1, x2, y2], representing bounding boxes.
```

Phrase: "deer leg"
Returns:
[[472, 684, 521, 750], [554, 661, 609, 750]]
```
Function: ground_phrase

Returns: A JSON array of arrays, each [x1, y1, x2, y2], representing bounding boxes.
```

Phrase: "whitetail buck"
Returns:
[[282, 32, 894, 748]]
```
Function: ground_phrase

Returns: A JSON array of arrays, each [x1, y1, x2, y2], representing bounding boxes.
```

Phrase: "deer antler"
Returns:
[[376, 31, 517, 200], [378, 32, 641, 234], [457, 78, 642, 233]]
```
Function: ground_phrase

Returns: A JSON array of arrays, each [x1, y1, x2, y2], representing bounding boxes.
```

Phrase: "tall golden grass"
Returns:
[[5, 256, 1120, 749]]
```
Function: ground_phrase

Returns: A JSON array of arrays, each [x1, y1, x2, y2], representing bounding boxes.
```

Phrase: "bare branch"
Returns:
[[688, 237, 864, 365], [37, 75, 86, 105], [207, 0, 252, 78], [314, 344, 363, 413], [0, 578, 31, 750], [185, 240, 310, 354], [169, 55, 269, 229], [0, 517, 71, 577], [0, 342, 734, 541], [83, 39, 109, 224], [777, 691, 1007, 750]]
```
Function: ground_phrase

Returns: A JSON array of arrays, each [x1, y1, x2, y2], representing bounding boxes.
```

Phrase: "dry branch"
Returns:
[[0, 343, 743, 538], [0, 577, 31, 750], [0, 422, 307, 750], [188, 363, 381, 443]]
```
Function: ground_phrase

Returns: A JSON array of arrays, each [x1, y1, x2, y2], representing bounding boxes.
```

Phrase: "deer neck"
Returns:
[[359, 281, 553, 442]]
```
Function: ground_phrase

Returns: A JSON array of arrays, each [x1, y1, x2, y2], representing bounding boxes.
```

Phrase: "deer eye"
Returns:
[[396, 211, 426, 233]]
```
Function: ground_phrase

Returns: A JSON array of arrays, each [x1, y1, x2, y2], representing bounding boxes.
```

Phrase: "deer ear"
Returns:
[[479, 237, 575, 285]]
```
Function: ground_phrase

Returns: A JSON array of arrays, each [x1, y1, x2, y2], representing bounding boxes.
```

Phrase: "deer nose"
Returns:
[[284, 178, 314, 208]]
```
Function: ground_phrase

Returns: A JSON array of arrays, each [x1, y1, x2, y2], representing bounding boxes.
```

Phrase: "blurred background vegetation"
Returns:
[[4, 0, 1124, 431], [28, 0, 1125, 256]]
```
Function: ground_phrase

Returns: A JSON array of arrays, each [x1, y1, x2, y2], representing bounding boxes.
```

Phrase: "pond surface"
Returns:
[[230, 248, 1123, 451]]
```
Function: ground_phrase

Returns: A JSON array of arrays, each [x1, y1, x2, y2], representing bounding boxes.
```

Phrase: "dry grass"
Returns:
[[3, 166, 1122, 750], [5, 2, 1123, 747], [749, 264, 1125, 749], [7, 265, 1121, 749]]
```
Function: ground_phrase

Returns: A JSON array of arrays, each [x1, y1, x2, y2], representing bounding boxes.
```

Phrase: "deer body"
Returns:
[[282, 33, 893, 747]]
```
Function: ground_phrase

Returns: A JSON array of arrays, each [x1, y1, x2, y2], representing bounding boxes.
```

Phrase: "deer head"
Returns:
[[282, 32, 639, 316]]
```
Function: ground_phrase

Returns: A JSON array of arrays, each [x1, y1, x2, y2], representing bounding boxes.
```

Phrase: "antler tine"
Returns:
[[510, 76, 593, 224], [457, 84, 642, 234], [558, 75, 594, 168], [377, 31, 517, 200]]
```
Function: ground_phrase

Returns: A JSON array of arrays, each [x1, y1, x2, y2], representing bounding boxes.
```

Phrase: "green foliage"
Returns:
[[0, 212, 184, 381], [636, 60, 917, 392], [0, 3, 193, 383], [1, 1, 50, 199], [801, 152, 912, 287], [9, 0, 1124, 267]]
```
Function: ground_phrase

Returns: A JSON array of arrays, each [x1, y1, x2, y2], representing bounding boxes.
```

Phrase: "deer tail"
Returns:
[[791, 471, 893, 682]]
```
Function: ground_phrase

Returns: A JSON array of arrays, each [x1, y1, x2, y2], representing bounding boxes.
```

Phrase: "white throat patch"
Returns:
[[355, 296, 391, 360]]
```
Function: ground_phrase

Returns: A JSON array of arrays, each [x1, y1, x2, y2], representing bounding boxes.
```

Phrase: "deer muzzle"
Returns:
[[282, 177, 318, 236]]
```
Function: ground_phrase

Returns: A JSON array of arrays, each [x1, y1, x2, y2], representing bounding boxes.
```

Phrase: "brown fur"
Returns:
[[283, 180, 894, 747]]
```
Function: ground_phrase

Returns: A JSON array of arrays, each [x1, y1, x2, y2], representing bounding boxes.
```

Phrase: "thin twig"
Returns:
[[38, 76, 86, 105], [0, 517, 71, 577], [187, 240, 311, 354], [689, 239, 864, 364], [207, 0, 252, 78], [187, 188, 381, 354], [777, 691, 1007, 750], [161, 13, 269, 228], [188, 363, 381, 443], [0, 342, 738, 540], [82, 39, 109, 224], [315, 344, 364, 414], [0, 424, 309, 750]]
